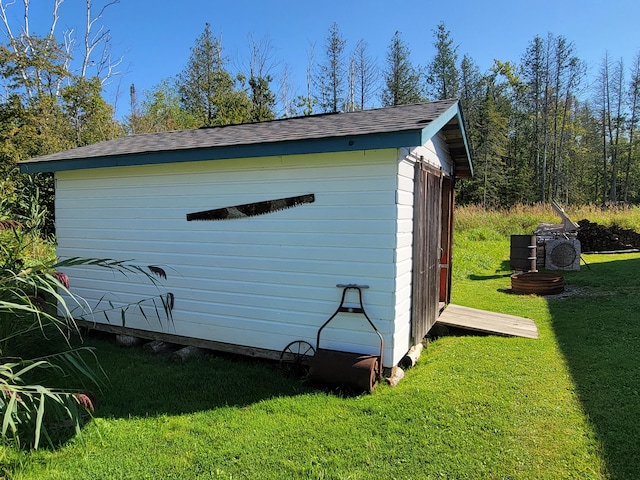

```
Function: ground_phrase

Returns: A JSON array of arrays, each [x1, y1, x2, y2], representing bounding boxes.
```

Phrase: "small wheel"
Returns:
[[279, 340, 315, 377]]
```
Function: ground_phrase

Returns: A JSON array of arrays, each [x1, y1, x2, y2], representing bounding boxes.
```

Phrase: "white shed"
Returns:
[[20, 100, 472, 369]]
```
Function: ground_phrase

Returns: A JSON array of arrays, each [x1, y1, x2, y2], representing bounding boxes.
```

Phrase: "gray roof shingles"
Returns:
[[20, 99, 472, 176]]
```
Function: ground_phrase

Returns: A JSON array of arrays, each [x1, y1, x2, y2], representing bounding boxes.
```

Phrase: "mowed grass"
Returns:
[[3, 205, 640, 479]]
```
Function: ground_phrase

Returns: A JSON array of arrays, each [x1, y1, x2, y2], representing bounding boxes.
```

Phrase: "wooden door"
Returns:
[[439, 177, 454, 304], [411, 162, 442, 344]]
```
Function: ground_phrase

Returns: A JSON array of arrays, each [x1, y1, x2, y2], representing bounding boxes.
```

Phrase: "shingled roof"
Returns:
[[20, 99, 473, 177]]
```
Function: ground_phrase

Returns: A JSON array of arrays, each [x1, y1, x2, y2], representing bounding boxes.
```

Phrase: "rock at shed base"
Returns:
[[170, 345, 204, 363], [143, 340, 172, 354], [116, 334, 143, 348], [385, 366, 405, 387]]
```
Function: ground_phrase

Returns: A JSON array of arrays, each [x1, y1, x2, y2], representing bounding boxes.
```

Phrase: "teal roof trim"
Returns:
[[19, 130, 423, 174], [452, 104, 474, 177], [418, 102, 459, 144], [419, 102, 474, 177]]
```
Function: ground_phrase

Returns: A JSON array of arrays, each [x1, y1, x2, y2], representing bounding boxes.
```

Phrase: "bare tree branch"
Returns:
[[247, 33, 277, 80], [22, 0, 28, 36], [81, 0, 120, 80], [0, 0, 18, 42], [49, 0, 64, 39], [278, 63, 296, 118], [0, 0, 32, 97], [0, 0, 69, 98]]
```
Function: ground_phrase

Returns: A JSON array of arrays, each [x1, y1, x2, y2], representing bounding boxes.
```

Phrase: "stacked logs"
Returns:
[[577, 219, 640, 253]]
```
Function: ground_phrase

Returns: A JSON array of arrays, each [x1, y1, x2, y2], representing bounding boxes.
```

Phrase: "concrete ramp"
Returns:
[[437, 304, 538, 339]]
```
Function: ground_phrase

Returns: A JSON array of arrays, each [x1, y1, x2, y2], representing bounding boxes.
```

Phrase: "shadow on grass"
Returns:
[[547, 254, 640, 480], [80, 332, 313, 420], [467, 261, 512, 281], [468, 273, 511, 281]]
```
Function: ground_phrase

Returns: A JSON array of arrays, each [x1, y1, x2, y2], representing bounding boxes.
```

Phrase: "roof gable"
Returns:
[[19, 99, 473, 177]]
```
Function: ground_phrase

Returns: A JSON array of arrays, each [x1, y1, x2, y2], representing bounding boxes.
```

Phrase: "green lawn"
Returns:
[[3, 211, 640, 479]]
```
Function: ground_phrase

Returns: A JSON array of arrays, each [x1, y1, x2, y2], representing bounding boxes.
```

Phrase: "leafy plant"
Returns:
[[51, 257, 174, 329], [0, 189, 173, 449], [0, 226, 100, 448]]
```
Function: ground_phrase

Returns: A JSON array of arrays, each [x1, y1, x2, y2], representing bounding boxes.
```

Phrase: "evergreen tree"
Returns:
[[247, 75, 276, 121], [559, 98, 593, 204], [516, 34, 583, 204], [176, 23, 251, 126], [426, 22, 459, 100], [315, 22, 346, 113], [623, 52, 640, 202], [520, 35, 549, 202], [494, 60, 541, 204], [457, 64, 510, 207], [548, 37, 584, 201], [458, 55, 483, 150], [477, 87, 509, 208], [381, 31, 422, 106], [594, 53, 625, 204], [571, 102, 603, 203]]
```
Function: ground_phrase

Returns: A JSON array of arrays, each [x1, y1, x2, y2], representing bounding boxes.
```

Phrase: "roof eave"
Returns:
[[19, 130, 424, 174], [419, 101, 474, 179]]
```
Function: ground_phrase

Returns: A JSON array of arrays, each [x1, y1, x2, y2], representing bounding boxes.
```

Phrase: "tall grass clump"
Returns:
[[455, 203, 640, 237], [455, 204, 560, 236], [565, 204, 640, 230]]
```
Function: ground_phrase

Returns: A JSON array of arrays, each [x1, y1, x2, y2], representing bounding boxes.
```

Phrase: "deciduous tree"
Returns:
[[296, 43, 316, 116], [128, 79, 196, 133], [245, 34, 276, 121], [0, 0, 122, 97], [349, 39, 378, 111], [61, 76, 119, 146]]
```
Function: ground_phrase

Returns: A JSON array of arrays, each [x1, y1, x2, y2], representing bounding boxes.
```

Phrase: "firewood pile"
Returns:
[[577, 219, 640, 252]]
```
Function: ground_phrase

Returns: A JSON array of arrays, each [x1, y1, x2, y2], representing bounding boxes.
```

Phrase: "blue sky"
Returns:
[[19, 0, 640, 116]]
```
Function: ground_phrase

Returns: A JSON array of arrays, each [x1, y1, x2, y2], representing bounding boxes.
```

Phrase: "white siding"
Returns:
[[406, 134, 453, 176], [56, 150, 401, 365], [391, 154, 416, 365]]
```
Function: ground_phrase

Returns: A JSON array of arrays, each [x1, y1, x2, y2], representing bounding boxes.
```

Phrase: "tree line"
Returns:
[[1, 0, 639, 233]]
